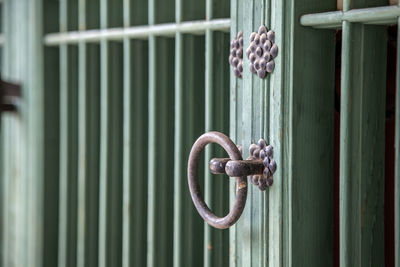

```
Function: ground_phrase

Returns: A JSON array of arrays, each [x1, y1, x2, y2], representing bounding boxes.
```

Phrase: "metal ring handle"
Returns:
[[187, 131, 248, 229]]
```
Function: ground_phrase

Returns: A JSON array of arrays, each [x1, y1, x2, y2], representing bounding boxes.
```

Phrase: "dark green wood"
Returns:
[[121, 1, 148, 267], [340, 1, 386, 266], [98, 1, 123, 267], [173, 1, 206, 267], [232, 0, 336, 266], [204, 3, 230, 267], [147, 2, 175, 267], [58, 43, 78, 267], [285, 2, 336, 267], [340, 23, 386, 267], [76, 1, 100, 267]]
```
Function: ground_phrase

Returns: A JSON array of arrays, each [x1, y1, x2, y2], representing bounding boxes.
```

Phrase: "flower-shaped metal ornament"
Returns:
[[229, 31, 244, 78], [246, 25, 278, 79]]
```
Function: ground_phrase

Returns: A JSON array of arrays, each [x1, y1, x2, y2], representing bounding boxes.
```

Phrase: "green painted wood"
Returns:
[[58, 1, 79, 266], [147, 0, 175, 266], [76, 1, 100, 267], [203, 27, 214, 267], [121, 2, 131, 267], [340, 0, 387, 265], [58, 43, 78, 267], [98, 0, 123, 266], [1, 0, 61, 266], [173, 0, 207, 266], [239, 1, 262, 266], [76, 41, 101, 267], [300, 5, 400, 29], [229, 0, 243, 266], [147, 35, 175, 267], [396, 17, 400, 267], [122, 1, 149, 267], [173, 33, 206, 267], [231, 0, 337, 267], [284, 1, 337, 266], [204, 1, 230, 266]]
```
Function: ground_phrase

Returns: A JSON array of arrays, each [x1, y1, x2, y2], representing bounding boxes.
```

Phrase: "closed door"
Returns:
[[0, 0, 398, 267]]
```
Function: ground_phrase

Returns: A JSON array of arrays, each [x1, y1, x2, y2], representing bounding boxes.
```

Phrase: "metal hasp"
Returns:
[[210, 138, 276, 190], [0, 77, 21, 113], [246, 25, 278, 78], [187, 131, 277, 229]]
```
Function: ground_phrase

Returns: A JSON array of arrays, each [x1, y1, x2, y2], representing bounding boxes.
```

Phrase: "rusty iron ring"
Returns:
[[187, 131, 248, 229]]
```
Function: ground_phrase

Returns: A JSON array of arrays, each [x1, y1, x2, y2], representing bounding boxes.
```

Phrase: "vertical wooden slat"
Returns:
[[269, 0, 285, 264], [122, 0, 148, 266], [204, 0, 230, 265], [340, 0, 386, 265], [173, 0, 183, 264], [395, 15, 400, 267], [58, 0, 68, 263], [286, 1, 336, 266], [77, 43, 101, 267], [77, 0, 100, 266], [122, 1, 131, 266], [99, 0, 123, 266], [58, 0, 78, 266], [204, 0, 214, 265], [240, 1, 255, 266], [229, 0, 240, 266], [147, 0, 175, 266], [174, 0, 206, 266]]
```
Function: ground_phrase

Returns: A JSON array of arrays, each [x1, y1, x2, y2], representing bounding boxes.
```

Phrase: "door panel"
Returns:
[[230, 0, 336, 266]]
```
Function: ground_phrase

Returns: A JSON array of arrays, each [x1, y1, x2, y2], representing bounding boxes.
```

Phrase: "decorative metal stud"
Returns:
[[246, 25, 278, 78], [229, 31, 244, 78], [248, 139, 276, 190]]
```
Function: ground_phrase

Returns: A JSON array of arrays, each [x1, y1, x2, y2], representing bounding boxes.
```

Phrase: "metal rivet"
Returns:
[[229, 31, 244, 78], [263, 52, 270, 62], [258, 25, 267, 35], [247, 138, 276, 190], [270, 44, 278, 58], [260, 33, 267, 44], [255, 46, 262, 57], [267, 30, 275, 42], [257, 69, 266, 78], [250, 32, 256, 41], [249, 53, 256, 63], [266, 60, 275, 73], [246, 26, 278, 78]]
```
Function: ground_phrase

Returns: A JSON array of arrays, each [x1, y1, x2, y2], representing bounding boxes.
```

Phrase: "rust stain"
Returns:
[[238, 181, 247, 190], [207, 243, 213, 250]]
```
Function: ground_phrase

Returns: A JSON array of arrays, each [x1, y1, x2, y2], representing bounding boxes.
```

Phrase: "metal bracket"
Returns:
[[0, 77, 21, 113], [209, 139, 276, 191]]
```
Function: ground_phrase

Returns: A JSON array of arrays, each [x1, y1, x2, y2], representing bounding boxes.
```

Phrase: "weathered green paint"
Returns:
[[231, 1, 336, 267], [147, 0, 175, 266], [121, 1, 148, 267], [58, 43, 78, 267], [229, 0, 242, 266], [340, 0, 387, 265], [173, 0, 206, 266], [98, 1, 124, 266], [204, 3, 230, 267], [301, 5, 400, 28], [2, 0, 60, 266], [76, 1, 100, 267], [76, 41, 101, 267]]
